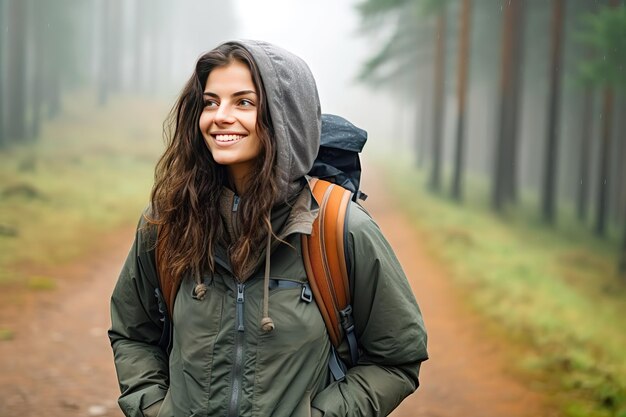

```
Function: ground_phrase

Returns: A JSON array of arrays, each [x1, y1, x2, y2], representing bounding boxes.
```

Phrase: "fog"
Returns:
[[1, 0, 624, 230], [0, 0, 407, 154], [1, 4, 625, 416], [231, 0, 399, 147]]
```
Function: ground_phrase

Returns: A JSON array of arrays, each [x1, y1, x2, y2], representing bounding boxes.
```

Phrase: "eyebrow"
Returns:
[[203, 90, 257, 98]]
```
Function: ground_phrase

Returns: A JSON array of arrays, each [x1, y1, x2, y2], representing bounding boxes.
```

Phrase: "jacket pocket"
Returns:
[[170, 278, 225, 416]]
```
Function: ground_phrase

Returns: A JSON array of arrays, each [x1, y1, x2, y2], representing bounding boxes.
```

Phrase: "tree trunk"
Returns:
[[415, 86, 425, 169], [6, 0, 28, 142], [619, 133, 626, 273], [492, 0, 523, 211], [610, 95, 625, 223], [451, 0, 472, 202], [577, 87, 593, 221], [503, 0, 525, 205], [616, 95, 626, 227], [109, 0, 123, 93], [132, 0, 145, 92], [417, 42, 433, 170], [595, 87, 613, 236], [46, 3, 62, 121], [156, 0, 176, 91], [143, 2, 159, 95], [0, 0, 5, 147], [618, 213, 626, 276], [541, 0, 566, 224], [46, 71, 62, 119], [98, 0, 110, 106], [417, 76, 430, 170], [30, 0, 45, 138], [429, 7, 446, 192]]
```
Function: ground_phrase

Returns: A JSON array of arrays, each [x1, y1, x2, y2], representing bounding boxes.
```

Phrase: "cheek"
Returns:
[[250, 135, 263, 159], [198, 112, 212, 133], [243, 112, 258, 134]]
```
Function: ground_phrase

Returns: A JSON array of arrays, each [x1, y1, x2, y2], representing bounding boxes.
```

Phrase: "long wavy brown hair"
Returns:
[[148, 42, 278, 283]]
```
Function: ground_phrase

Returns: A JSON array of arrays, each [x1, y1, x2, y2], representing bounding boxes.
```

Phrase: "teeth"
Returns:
[[215, 134, 244, 142]]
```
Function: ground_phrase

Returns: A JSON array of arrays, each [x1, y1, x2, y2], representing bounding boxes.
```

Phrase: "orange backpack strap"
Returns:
[[302, 178, 359, 372]]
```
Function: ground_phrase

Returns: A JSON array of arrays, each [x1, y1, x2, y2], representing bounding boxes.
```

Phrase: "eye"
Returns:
[[238, 98, 255, 107], [203, 99, 219, 109]]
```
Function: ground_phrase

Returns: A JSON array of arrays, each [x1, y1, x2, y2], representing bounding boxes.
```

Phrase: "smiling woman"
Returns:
[[108, 40, 428, 417], [199, 60, 261, 193]]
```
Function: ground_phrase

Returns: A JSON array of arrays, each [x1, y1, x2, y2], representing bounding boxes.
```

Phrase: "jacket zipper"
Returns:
[[228, 282, 245, 417], [232, 194, 240, 240], [232, 194, 240, 212]]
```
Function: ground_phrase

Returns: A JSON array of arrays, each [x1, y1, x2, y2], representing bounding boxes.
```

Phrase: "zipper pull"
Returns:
[[236, 284, 245, 332], [232, 195, 240, 212]]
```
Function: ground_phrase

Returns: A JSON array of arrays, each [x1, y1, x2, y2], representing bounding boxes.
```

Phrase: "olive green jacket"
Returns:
[[109, 189, 428, 417]]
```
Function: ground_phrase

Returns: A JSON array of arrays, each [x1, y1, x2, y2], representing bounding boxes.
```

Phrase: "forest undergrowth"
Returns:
[[0, 94, 167, 292], [381, 156, 626, 417]]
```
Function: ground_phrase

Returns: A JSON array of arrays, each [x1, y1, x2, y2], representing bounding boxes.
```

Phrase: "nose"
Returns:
[[214, 103, 235, 124]]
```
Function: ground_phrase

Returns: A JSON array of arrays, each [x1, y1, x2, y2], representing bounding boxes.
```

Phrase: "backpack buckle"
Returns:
[[301, 283, 313, 303], [339, 305, 354, 330]]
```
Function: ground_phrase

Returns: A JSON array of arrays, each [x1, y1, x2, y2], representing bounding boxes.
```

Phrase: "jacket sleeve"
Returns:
[[311, 203, 428, 417], [108, 217, 169, 417]]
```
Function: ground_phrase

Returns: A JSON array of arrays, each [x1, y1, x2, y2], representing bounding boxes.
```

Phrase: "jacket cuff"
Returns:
[[118, 386, 168, 417]]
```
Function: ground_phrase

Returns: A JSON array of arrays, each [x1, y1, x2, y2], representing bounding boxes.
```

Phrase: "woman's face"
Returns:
[[199, 60, 261, 189]]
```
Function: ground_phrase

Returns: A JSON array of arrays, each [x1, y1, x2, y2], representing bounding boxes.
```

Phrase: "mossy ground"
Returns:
[[0, 93, 168, 287], [379, 156, 626, 417]]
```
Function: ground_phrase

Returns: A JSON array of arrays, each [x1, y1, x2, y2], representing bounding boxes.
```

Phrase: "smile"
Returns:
[[213, 134, 246, 143]]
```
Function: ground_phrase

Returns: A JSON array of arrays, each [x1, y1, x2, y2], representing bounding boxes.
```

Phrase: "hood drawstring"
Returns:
[[260, 226, 275, 333], [194, 273, 208, 300]]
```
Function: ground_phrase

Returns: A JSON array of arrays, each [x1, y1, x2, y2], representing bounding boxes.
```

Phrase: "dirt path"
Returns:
[[0, 230, 130, 417], [0, 168, 557, 417], [361, 169, 556, 417]]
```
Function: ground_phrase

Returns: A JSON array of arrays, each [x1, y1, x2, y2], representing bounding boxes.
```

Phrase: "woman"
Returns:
[[109, 40, 428, 417]]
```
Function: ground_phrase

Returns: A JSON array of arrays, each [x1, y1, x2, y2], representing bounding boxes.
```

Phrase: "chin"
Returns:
[[211, 156, 237, 166]]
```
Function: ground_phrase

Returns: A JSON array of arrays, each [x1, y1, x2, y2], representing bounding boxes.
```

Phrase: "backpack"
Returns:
[[147, 114, 367, 381]]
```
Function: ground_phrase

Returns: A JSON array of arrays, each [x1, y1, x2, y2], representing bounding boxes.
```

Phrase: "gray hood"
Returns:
[[226, 40, 321, 202]]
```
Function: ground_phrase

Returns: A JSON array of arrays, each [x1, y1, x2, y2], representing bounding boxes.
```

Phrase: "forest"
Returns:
[[0, 1, 625, 417], [1, 0, 624, 271], [0, 0, 237, 145], [355, 0, 626, 273]]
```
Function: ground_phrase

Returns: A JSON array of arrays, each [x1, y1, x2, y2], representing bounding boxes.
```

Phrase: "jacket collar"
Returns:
[[213, 179, 319, 277]]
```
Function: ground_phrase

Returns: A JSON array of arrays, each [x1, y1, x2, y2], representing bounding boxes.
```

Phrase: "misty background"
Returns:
[[0, 0, 394, 139], [1, 1, 626, 416], [1, 0, 625, 231]]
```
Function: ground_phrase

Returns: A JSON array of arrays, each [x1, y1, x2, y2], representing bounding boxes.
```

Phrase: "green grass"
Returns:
[[0, 92, 168, 287], [379, 157, 626, 417], [26, 276, 57, 291], [0, 328, 15, 341]]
